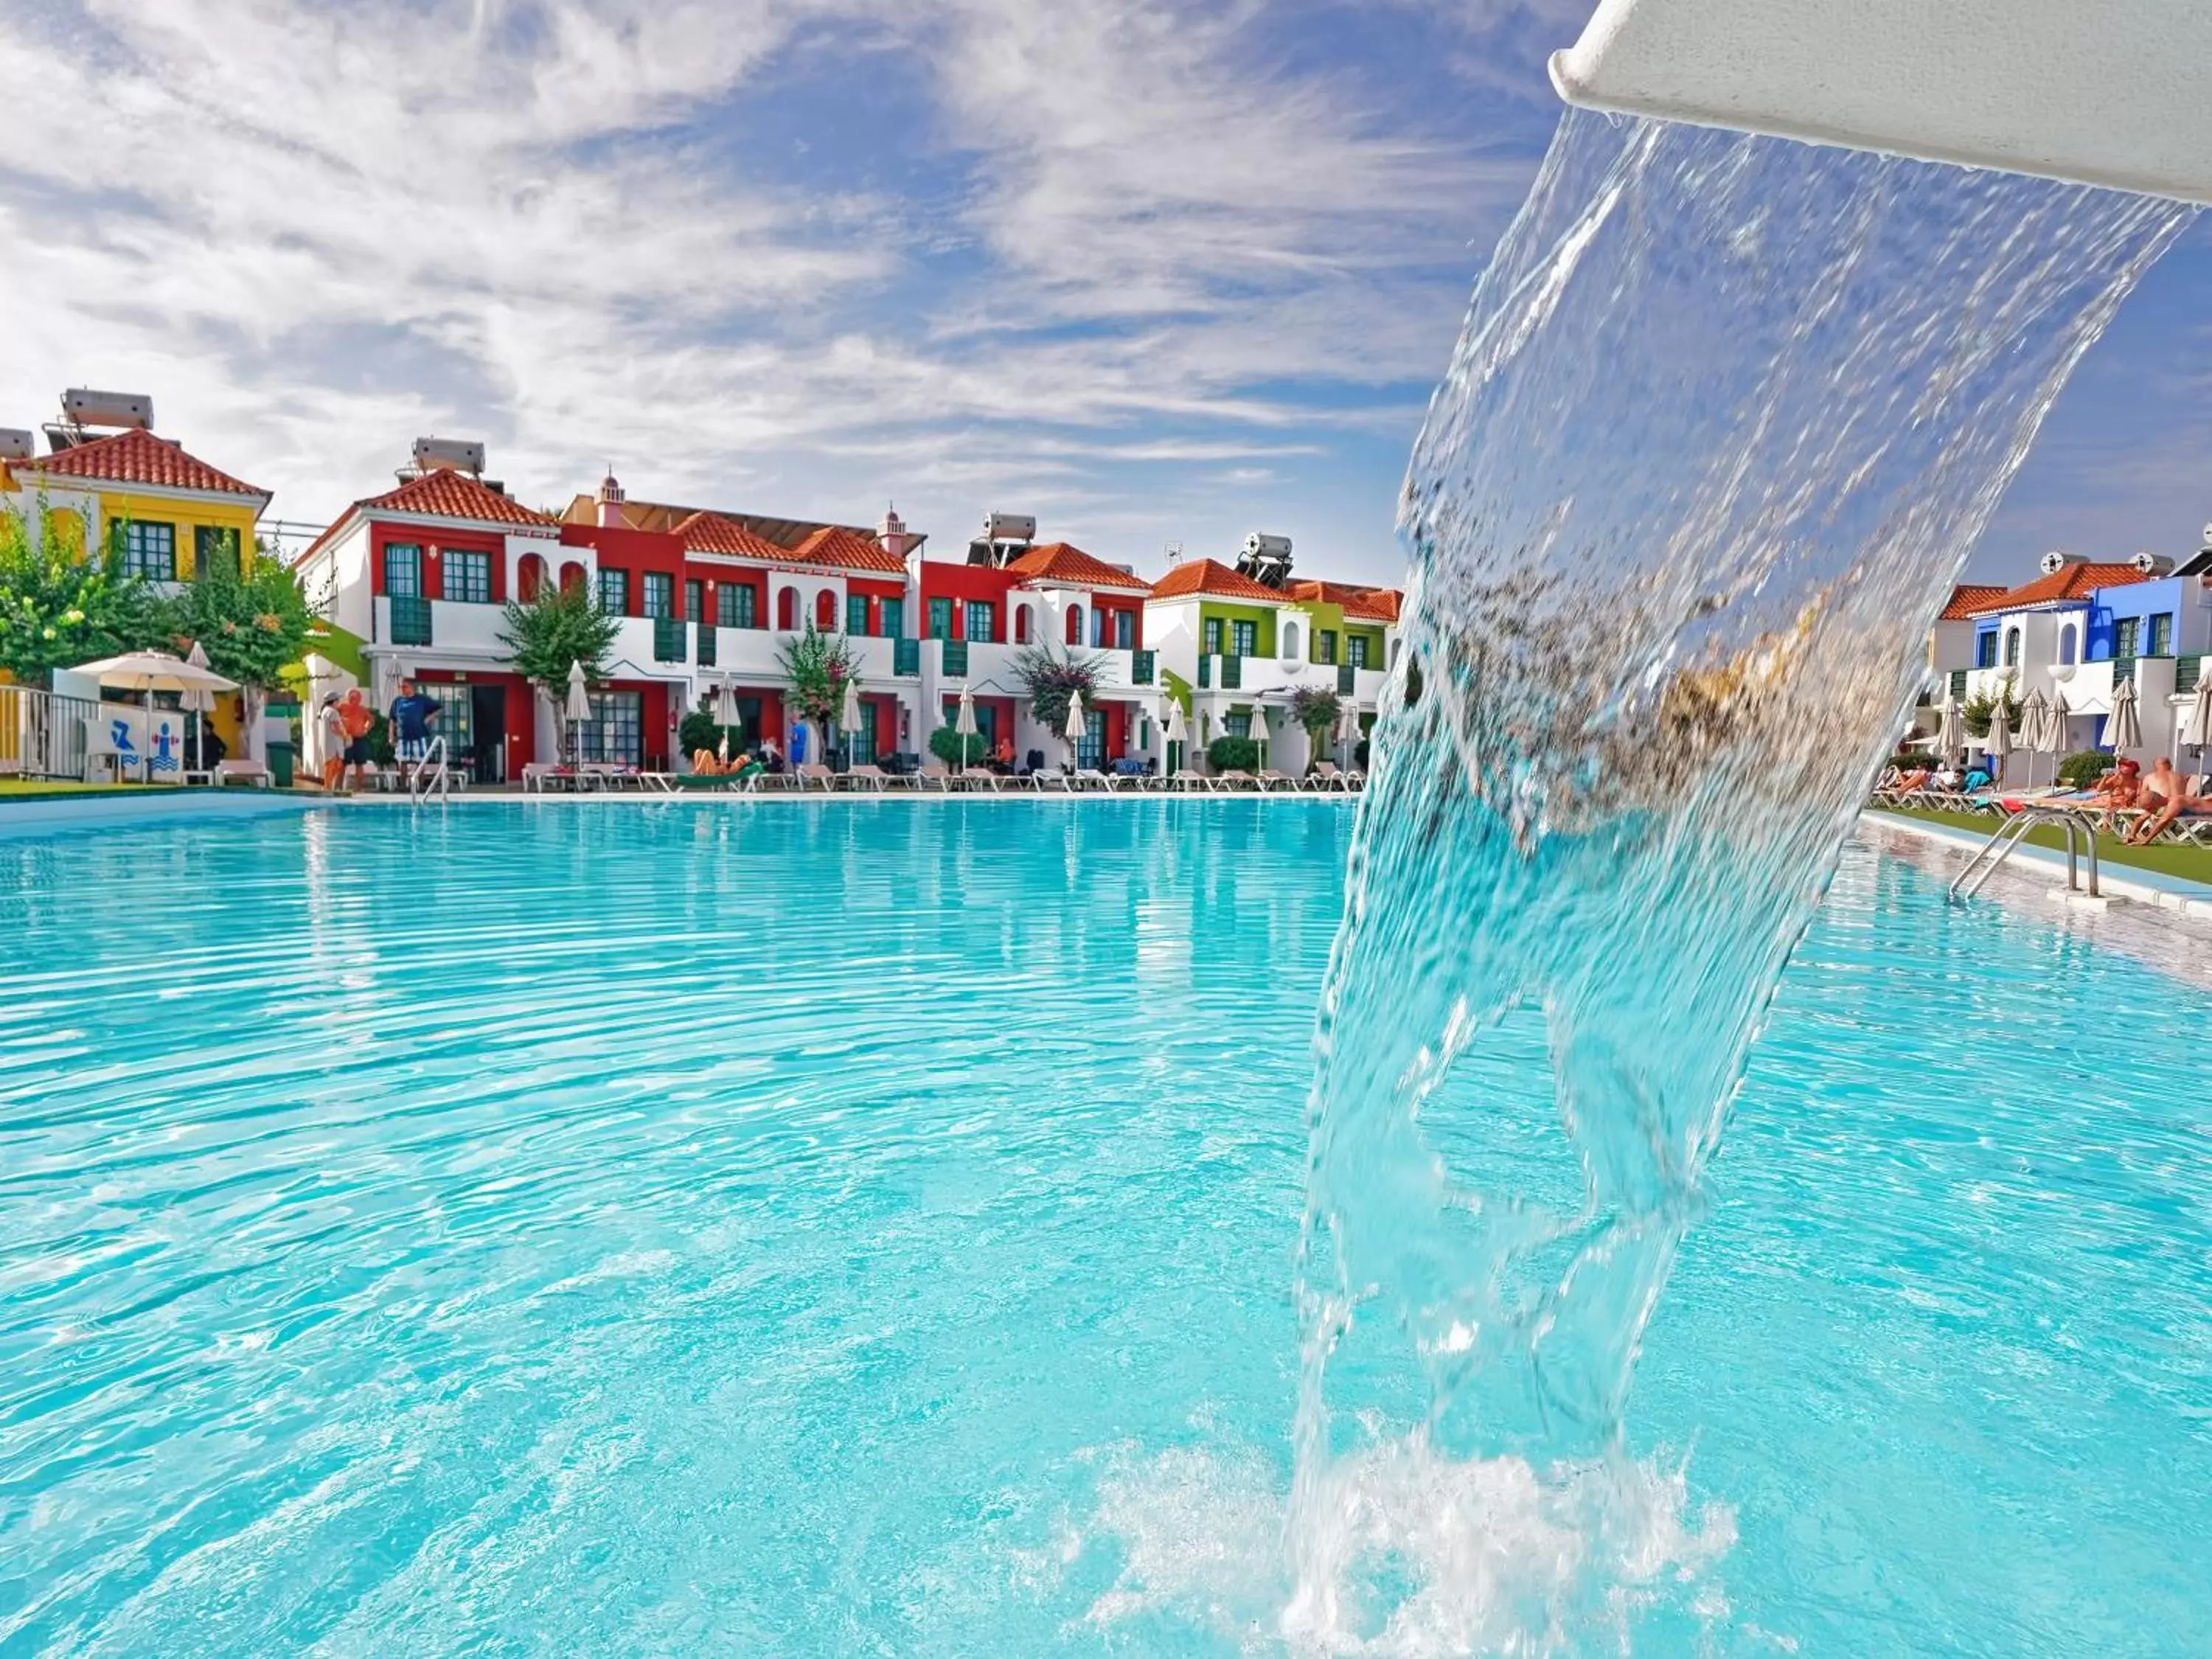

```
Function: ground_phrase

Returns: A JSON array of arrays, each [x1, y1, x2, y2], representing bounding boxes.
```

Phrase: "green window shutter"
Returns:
[[847, 592, 869, 635]]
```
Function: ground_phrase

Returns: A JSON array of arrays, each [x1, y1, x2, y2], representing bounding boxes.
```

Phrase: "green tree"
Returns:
[[1287, 684, 1342, 758], [928, 726, 990, 767], [1962, 674, 2022, 739], [1009, 641, 1107, 736], [776, 623, 860, 733], [499, 579, 618, 698], [162, 537, 314, 683], [0, 502, 166, 686]]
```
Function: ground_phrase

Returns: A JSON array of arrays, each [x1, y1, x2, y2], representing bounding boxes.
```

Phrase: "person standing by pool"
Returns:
[[387, 678, 440, 787], [332, 689, 373, 792]]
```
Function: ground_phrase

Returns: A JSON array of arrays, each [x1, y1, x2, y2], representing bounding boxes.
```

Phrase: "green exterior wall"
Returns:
[[1197, 601, 1277, 658]]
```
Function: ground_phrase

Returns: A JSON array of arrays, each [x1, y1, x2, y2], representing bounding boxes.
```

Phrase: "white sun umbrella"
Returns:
[[841, 673, 864, 765], [68, 650, 237, 783], [1063, 687, 1087, 763], [714, 677, 740, 727], [2180, 673, 2212, 762], [1983, 693, 2013, 781], [2106, 674, 2141, 758], [2042, 689, 2071, 777], [1337, 698, 1363, 763], [955, 682, 978, 765], [1935, 690, 1965, 769], [182, 639, 220, 769], [564, 658, 592, 763], [1249, 703, 1268, 768], [1163, 698, 1187, 771], [2016, 688, 2048, 784]]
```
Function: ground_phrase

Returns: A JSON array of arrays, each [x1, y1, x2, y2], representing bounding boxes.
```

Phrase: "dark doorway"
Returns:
[[470, 684, 507, 783]]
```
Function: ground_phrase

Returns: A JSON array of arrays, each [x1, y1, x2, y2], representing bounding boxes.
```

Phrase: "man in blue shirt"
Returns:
[[388, 678, 441, 785]]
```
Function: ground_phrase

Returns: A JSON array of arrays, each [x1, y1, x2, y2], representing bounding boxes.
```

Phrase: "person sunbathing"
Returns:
[[691, 748, 725, 776], [2092, 758, 2143, 807], [1890, 767, 1933, 795], [2127, 758, 2199, 844]]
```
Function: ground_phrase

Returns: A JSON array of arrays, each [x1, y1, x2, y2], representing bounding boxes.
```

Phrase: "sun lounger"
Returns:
[[1309, 761, 1355, 793], [1071, 768, 1119, 791], [794, 762, 838, 792], [845, 764, 891, 792], [1170, 770, 1219, 793], [215, 758, 273, 788], [1029, 766, 1074, 791], [960, 767, 1003, 793], [1256, 770, 1297, 793]]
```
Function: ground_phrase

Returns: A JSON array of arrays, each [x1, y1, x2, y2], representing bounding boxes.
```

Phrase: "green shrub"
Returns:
[[928, 726, 990, 767], [1207, 735, 1259, 773], [1891, 748, 1937, 769], [2057, 749, 2115, 788]]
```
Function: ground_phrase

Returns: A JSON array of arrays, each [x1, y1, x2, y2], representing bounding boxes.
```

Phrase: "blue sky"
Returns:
[[1, 0, 2203, 588]]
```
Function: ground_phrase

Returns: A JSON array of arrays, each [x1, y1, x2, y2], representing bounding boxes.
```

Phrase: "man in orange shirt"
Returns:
[[334, 688, 374, 792]]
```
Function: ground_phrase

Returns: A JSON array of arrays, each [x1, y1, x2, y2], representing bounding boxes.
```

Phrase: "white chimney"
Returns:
[[878, 504, 912, 560], [597, 471, 626, 529]]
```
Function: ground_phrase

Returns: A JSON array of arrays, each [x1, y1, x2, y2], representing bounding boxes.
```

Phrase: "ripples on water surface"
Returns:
[[1, 801, 2206, 1655]]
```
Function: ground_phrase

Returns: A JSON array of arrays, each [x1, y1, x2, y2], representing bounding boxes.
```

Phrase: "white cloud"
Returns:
[[0, 0, 1535, 580]]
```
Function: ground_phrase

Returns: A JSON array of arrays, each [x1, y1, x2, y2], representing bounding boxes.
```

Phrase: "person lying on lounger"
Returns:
[[2127, 758, 2200, 844], [2092, 758, 2143, 807], [1890, 767, 1933, 795]]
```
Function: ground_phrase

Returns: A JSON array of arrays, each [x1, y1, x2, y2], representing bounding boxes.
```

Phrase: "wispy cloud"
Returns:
[[0, 0, 1550, 581]]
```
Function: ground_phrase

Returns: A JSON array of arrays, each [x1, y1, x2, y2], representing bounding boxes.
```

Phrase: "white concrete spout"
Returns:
[[1550, 0, 2212, 204]]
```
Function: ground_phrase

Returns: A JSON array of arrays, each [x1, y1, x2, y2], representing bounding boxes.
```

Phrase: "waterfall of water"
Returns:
[[1288, 109, 2191, 1649]]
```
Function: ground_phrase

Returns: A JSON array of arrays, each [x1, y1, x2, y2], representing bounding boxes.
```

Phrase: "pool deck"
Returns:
[[1860, 807, 2212, 916]]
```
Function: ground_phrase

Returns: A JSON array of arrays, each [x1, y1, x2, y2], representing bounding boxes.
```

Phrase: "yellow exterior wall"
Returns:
[[93, 489, 261, 579]]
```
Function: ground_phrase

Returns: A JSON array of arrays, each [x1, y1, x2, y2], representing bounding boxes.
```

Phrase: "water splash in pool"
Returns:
[[1291, 111, 2191, 1648]]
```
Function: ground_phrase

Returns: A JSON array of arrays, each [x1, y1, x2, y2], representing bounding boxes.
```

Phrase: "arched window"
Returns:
[[1281, 619, 1302, 661], [558, 560, 586, 595], [815, 589, 836, 630], [517, 553, 547, 603], [2058, 622, 2078, 666], [777, 587, 797, 630], [2004, 628, 2022, 667], [1015, 605, 1031, 644], [1066, 603, 1083, 645]]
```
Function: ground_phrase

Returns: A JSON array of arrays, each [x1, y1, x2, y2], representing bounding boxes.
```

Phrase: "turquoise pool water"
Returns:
[[1, 801, 2205, 1655]]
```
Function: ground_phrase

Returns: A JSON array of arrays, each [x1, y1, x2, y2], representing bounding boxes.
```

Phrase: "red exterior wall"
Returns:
[[562, 523, 684, 616], [411, 667, 537, 771], [867, 695, 898, 758], [369, 522, 507, 602], [918, 560, 1018, 641], [684, 561, 769, 627], [1094, 597, 1144, 649]]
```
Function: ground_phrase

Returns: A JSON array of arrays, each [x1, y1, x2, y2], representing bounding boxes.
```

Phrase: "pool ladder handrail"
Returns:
[[409, 735, 450, 805], [1948, 805, 2100, 903]]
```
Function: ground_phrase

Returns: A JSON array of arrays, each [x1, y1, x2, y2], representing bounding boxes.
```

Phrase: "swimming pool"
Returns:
[[1, 800, 2204, 1654]]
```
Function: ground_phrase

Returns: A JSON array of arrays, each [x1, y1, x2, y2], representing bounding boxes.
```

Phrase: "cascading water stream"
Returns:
[[1287, 110, 2191, 1651]]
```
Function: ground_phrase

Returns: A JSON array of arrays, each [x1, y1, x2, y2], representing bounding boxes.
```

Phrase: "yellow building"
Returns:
[[1, 425, 273, 744], [3, 425, 271, 581]]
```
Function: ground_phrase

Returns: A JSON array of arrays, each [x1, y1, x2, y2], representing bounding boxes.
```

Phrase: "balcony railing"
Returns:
[[653, 616, 687, 663], [2177, 655, 2204, 695], [2112, 655, 2137, 686], [389, 595, 433, 646], [1949, 667, 1969, 700], [1220, 655, 1242, 690], [940, 638, 969, 678], [1336, 662, 1357, 696], [894, 637, 920, 676], [695, 621, 716, 667], [1130, 649, 1155, 686]]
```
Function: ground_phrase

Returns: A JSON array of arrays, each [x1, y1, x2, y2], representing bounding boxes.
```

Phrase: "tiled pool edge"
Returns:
[[1860, 807, 2212, 910], [0, 790, 323, 837]]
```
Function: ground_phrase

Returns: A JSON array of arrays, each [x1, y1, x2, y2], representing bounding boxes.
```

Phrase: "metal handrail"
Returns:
[[409, 734, 450, 804], [1948, 805, 2100, 903]]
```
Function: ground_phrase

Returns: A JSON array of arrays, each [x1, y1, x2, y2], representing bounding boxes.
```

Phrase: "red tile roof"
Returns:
[[1285, 579, 1401, 622], [1964, 563, 2151, 615], [676, 510, 787, 560], [1147, 557, 1284, 603], [358, 468, 557, 528], [1938, 584, 2008, 622], [12, 428, 267, 499], [1005, 541, 1150, 592], [792, 524, 905, 574]]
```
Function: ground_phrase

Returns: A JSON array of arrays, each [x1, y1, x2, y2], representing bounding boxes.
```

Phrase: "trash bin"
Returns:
[[260, 707, 297, 788]]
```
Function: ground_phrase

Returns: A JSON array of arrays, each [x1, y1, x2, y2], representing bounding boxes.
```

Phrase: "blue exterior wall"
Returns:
[[2086, 577, 2181, 658]]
